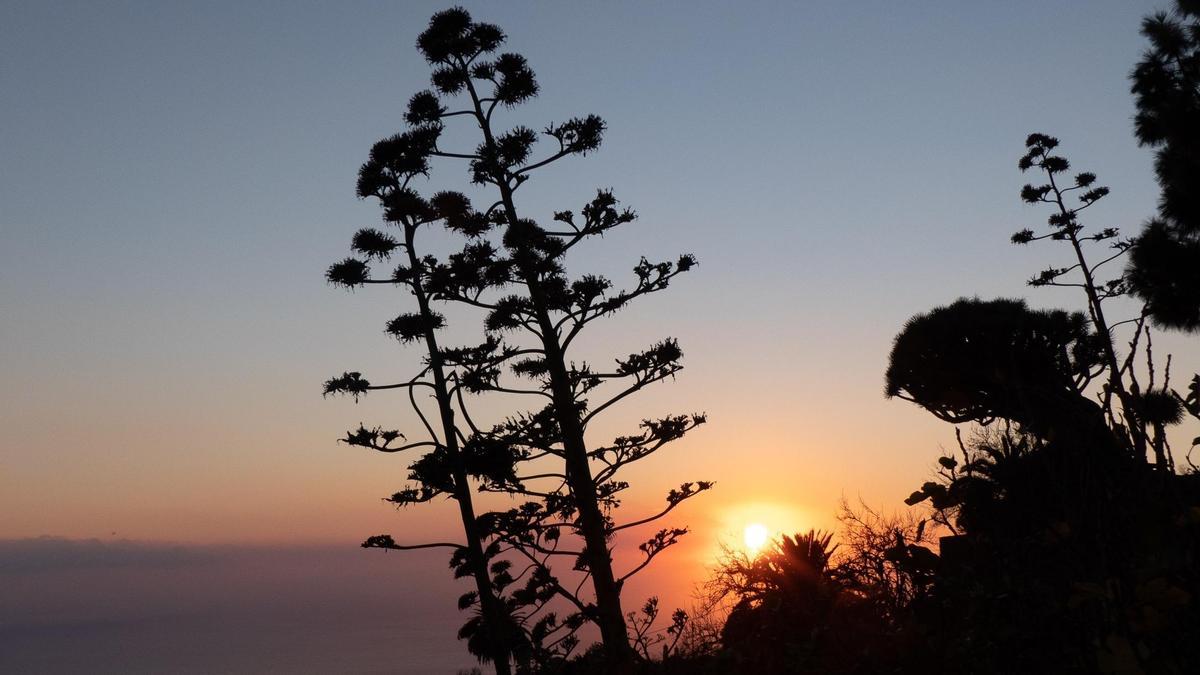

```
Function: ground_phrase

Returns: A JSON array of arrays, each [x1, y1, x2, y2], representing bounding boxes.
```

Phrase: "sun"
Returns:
[[743, 523, 771, 554]]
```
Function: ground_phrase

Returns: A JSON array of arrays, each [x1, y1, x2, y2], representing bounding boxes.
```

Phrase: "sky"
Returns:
[[2, 1, 1197, 672]]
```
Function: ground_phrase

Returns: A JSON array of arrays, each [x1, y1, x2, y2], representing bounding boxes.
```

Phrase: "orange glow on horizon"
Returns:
[[698, 500, 822, 566]]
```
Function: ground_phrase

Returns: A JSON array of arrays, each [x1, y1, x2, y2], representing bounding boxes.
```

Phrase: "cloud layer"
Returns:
[[0, 536, 212, 574]]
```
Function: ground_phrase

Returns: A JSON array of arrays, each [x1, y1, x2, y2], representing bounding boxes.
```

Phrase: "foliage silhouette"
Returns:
[[875, 10, 1200, 664], [881, 133, 1200, 674], [886, 297, 1108, 439], [833, 499, 937, 626], [324, 109, 522, 675], [633, 5, 1200, 674], [1126, 0, 1200, 332], [319, 4, 1200, 674], [686, 529, 919, 675], [394, 7, 711, 669], [327, 7, 708, 671], [1011, 134, 1158, 453]]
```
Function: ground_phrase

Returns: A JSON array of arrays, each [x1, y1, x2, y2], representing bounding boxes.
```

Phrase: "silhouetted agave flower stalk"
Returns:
[[324, 7, 709, 670], [352, 7, 710, 669], [322, 73, 523, 675], [1010, 133, 1192, 469], [875, 6, 1200, 671]]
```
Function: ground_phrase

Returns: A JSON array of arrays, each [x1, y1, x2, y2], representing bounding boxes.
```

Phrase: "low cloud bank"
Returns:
[[0, 536, 212, 574]]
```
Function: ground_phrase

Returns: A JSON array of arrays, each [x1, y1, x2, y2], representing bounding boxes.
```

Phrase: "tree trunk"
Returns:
[[407, 231, 514, 675], [526, 274, 634, 665], [464, 75, 633, 669]]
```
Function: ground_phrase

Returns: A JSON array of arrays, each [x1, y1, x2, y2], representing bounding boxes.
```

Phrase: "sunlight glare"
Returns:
[[743, 522, 771, 554]]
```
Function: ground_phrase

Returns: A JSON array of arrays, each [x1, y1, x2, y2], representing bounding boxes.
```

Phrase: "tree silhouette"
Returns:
[[1126, 0, 1200, 332], [324, 140, 523, 671], [886, 297, 1108, 439], [1008, 133, 1194, 468], [405, 9, 710, 666], [331, 7, 708, 669], [880, 131, 1200, 674], [1010, 135, 1143, 431]]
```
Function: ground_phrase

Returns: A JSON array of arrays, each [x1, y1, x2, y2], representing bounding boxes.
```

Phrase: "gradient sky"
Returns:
[[3, 1, 1199, 671]]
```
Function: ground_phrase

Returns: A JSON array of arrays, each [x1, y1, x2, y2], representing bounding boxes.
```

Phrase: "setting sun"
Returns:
[[743, 523, 771, 554]]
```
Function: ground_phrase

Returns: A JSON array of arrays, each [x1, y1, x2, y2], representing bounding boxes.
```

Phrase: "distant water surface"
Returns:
[[0, 539, 478, 674]]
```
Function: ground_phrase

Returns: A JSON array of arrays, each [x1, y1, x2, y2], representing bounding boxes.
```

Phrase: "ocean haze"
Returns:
[[0, 539, 475, 674]]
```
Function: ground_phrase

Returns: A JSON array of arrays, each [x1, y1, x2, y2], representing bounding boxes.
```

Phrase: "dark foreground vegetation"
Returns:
[[325, 4, 1200, 673]]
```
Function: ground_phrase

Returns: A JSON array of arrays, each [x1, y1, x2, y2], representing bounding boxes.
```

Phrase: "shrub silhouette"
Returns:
[[881, 131, 1200, 673], [886, 297, 1107, 438], [700, 531, 906, 674]]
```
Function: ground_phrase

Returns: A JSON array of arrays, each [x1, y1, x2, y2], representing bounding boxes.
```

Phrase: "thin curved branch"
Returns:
[[582, 367, 681, 426], [372, 441, 440, 454], [613, 498, 689, 532], [513, 149, 572, 177], [619, 545, 672, 584], [366, 381, 437, 392], [408, 378, 440, 443], [366, 541, 463, 551]]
